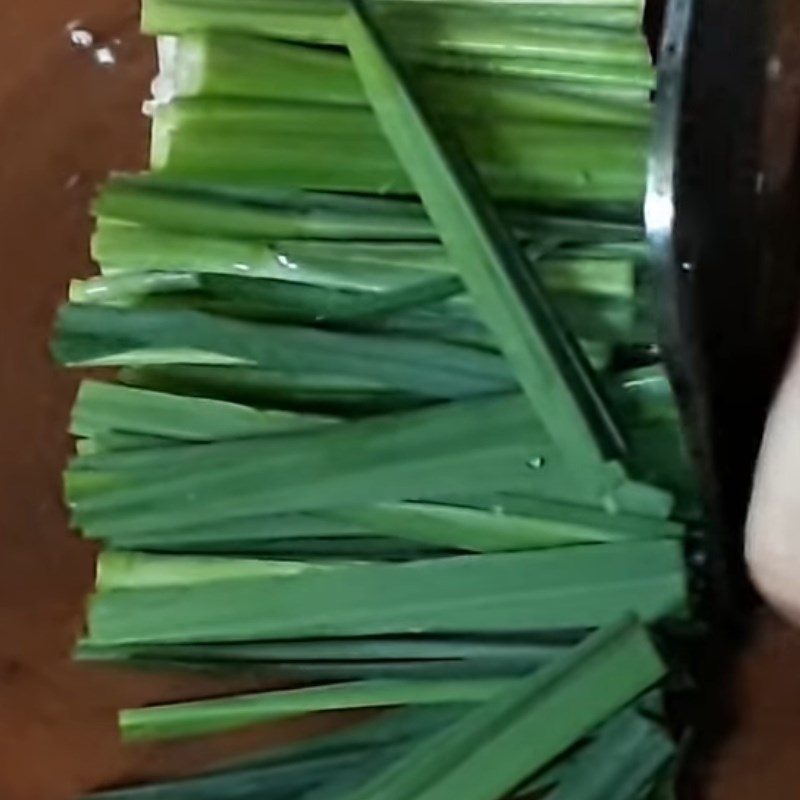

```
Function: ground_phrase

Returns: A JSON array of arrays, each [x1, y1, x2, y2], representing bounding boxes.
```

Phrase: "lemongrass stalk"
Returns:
[[86, 707, 460, 800], [72, 380, 333, 442], [383, 293, 637, 350], [75, 432, 174, 456], [329, 616, 665, 800], [71, 415, 669, 549], [149, 98, 648, 204], [162, 293, 498, 354], [70, 266, 636, 334], [550, 710, 674, 800], [87, 636, 569, 667], [158, 34, 651, 128], [142, 0, 649, 47], [95, 175, 435, 241], [115, 656, 541, 682], [347, 3, 623, 473], [96, 551, 333, 591], [70, 272, 201, 305], [425, 50, 654, 88], [76, 485, 681, 552], [54, 305, 516, 397], [66, 393, 556, 533], [151, 97, 649, 166], [121, 364, 431, 414], [134, 536, 446, 561], [93, 220, 436, 289], [88, 493, 668, 557], [68, 388, 674, 542], [347, 0, 680, 522], [92, 221, 321, 277], [86, 749, 371, 799], [142, 0, 342, 43], [92, 221, 637, 300], [87, 749, 374, 800], [364, 10, 653, 66], [71, 271, 462, 323], [324, 498, 680, 553], [84, 542, 685, 645], [121, 678, 512, 741], [388, 0, 645, 26], [81, 509, 370, 547], [94, 174, 645, 245]]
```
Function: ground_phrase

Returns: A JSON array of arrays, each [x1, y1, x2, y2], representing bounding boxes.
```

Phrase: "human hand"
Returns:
[[747, 340, 800, 622]]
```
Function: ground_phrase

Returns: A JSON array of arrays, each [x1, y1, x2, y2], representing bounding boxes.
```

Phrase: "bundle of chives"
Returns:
[[54, 1, 702, 798]]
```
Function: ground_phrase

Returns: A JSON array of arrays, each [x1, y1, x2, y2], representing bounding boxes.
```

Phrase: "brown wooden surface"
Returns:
[[705, 612, 800, 798], [1, 2, 800, 799]]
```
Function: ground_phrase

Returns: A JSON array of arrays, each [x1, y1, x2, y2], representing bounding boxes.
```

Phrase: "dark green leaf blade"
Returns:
[[332, 616, 666, 800], [345, 1, 631, 500]]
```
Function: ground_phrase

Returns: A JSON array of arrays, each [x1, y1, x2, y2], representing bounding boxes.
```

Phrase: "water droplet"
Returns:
[[94, 46, 117, 67], [67, 22, 94, 50], [233, 263, 252, 273], [681, 261, 693, 273], [527, 456, 546, 470], [277, 254, 299, 270], [65, 174, 80, 190], [768, 56, 782, 80]]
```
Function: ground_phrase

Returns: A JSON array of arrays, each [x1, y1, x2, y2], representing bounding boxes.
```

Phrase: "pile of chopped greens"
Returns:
[[55, 1, 699, 798]]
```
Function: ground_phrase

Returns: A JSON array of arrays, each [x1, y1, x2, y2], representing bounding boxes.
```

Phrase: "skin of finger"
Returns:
[[746, 339, 800, 624]]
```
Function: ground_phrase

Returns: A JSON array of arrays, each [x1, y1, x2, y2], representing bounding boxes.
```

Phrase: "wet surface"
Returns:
[[2, 1, 800, 798]]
